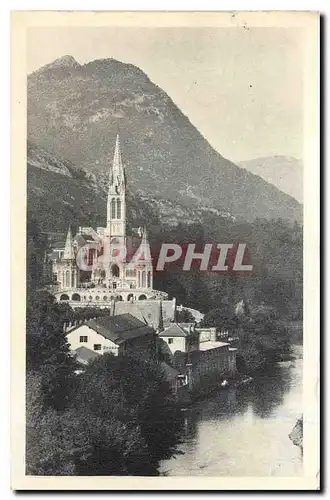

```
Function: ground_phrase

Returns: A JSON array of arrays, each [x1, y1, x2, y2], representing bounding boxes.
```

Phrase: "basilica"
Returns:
[[50, 135, 168, 308]]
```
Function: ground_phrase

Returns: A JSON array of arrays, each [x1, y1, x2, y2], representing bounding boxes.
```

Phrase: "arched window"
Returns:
[[111, 264, 120, 277], [117, 198, 121, 219], [147, 272, 151, 288], [117, 295, 123, 301], [138, 294, 147, 301], [65, 270, 70, 287], [141, 271, 146, 288], [127, 294, 134, 302], [111, 198, 116, 219], [60, 294, 69, 301], [72, 293, 81, 302]]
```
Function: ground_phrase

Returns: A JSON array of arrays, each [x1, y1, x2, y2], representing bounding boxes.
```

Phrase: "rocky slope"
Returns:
[[27, 55, 302, 223]]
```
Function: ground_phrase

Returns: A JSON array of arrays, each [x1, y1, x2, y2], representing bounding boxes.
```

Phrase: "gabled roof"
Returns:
[[85, 313, 155, 345], [159, 323, 191, 338], [73, 346, 101, 365]]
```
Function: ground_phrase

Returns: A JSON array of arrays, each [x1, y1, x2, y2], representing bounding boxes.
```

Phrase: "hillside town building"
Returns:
[[66, 313, 157, 360]]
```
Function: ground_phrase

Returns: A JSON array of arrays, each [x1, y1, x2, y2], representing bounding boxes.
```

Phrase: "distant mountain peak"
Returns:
[[238, 156, 303, 204], [50, 55, 80, 68], [32, 55, 81, 75]]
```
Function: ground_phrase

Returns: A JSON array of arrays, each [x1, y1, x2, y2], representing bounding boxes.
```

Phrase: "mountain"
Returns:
[[238, 156, 303, 204], [27, 55, 302, 223]]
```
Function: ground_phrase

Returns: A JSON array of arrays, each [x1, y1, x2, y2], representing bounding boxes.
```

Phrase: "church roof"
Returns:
[[85, 313, 155, 345], [63, 225, 74, 260]]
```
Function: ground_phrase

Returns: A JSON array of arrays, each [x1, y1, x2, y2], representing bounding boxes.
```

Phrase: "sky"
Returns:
[[27, 26, 303, 162]]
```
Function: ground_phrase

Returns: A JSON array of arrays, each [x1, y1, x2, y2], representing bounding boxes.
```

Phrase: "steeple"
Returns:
[[141, 225, 149, 246], [63, 225, 75, 260], [106, 134, 127, 237], [109, 134, 126, 195]]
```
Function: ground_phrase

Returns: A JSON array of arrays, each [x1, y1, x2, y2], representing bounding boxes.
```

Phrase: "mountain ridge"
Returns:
[[27, 55, 302, 223], [238, 156, 303, 204]]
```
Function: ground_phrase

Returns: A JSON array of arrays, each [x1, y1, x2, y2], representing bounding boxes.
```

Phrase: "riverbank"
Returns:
[[159, 344, 303, 477]]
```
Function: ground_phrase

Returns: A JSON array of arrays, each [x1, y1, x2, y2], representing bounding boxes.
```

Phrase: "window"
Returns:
[[111, 198, 116, 219], [80, 336, 88, 343], [94, 344, 102, 351], [111, 264, 120, 277], [168, 338, 174, 345]]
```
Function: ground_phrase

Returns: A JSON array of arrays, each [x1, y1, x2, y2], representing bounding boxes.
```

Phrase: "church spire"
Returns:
[[63, 225, 74, 260], [109, 133, 125, 194], [141, 225, 148, 246], [106, 134, 127, 237]]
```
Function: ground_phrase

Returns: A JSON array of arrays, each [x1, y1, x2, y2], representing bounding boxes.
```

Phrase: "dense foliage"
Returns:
[[201, 304, 291, 373], [152, 217, 303, 321], [26, 293, 182, 475]]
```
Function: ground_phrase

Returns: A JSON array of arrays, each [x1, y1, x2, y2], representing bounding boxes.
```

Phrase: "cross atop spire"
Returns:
[[63, 225, 75, 260]]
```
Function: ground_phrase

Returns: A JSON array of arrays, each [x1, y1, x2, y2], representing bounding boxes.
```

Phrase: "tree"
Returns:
[[200, 306, 237, 331], [236, 317, 291, 373], [73, 354, 182, 475], [175, 308, 195, 323], [26, 373, 88, 475], [26, 291, 77, 411], [27, 219, 49, 292]]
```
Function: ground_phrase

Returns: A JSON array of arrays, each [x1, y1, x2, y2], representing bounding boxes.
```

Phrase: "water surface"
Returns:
[[159, 345, 303, 477]]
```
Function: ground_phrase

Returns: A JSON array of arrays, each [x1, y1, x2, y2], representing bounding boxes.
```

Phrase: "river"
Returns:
[[159, 345, 303, 477]]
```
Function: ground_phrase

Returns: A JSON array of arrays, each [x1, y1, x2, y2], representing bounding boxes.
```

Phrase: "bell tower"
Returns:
[[106, 134, 126, 238], [58, 225, 79, 289]]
